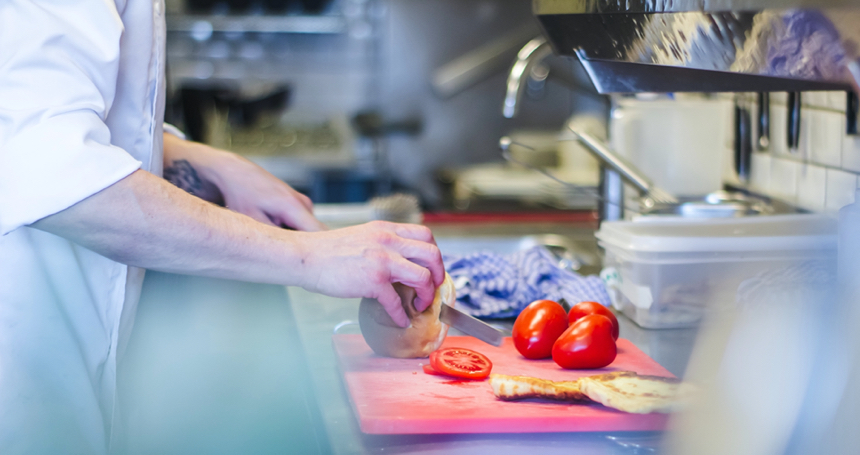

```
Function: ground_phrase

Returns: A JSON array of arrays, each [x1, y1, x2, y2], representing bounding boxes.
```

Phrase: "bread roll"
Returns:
[[358, 273, 456, 358]]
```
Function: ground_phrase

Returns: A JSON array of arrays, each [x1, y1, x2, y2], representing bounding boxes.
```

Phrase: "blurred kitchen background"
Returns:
[[117, 1, 860, 453], [162, 0, 860, 214], [162, 0, 605, 210]]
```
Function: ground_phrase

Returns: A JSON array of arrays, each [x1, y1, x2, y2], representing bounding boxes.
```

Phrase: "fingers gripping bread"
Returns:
[[358, 273, 456, 358]]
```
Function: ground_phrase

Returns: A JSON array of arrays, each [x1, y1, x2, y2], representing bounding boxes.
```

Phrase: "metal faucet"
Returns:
[[567, 129, 678, 205], [499, 128, 678, 224], [568, 129, 678, 223], [502, 36, 552, 118], [501, 36, 678, 223]]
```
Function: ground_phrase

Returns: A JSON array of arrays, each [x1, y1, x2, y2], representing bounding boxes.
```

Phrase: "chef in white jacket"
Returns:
[[0, 0, 444, 453]]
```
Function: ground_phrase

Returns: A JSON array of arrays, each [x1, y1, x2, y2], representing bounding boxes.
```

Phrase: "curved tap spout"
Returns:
[[502, 36, 552, 118]]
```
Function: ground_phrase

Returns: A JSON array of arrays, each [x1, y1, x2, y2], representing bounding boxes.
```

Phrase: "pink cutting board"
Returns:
[[333, 334, 673, 434]]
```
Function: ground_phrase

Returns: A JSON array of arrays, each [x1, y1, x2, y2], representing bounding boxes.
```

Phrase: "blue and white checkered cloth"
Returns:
[[443, 246, 611, 319]]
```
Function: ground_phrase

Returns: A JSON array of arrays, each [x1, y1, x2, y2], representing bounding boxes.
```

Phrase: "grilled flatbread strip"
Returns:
[[490, 371, 694, 414], [488, 374, 589, 402], [578, 371, 694, 414]]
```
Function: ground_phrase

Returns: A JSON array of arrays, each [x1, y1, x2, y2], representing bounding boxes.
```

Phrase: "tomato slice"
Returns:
[[429, 348, 492, 380], [422, 363, 442, 376]]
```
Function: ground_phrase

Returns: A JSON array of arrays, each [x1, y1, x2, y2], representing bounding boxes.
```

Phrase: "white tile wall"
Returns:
[[803, 91, 847, 112], [798, 108, 813, 160], [805, 92, 829, 109], [843, 134, 860, 173], [769, 157, 799, 203], [770, 92, 788, 105], [825, 169, 859, 211], [808, 111, 844, 167], [770, 105, 789, 156], [827, 92, 848, 112], [797, 162, 827, 211], [731, 91, 860, 213], [722, 149, 742, 186], [750, 153, 772, 193]]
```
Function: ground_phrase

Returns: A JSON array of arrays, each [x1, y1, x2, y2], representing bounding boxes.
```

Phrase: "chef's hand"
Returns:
[[298, 221, 445, 327], [162, 133, 327, 232]]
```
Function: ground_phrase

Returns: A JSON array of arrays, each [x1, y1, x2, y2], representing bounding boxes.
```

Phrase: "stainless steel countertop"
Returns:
[[119, 272, 329, 455], [286, 222, 700, 454]]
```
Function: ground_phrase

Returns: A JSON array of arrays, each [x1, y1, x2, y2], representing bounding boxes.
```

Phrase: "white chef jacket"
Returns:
[[0, 0, 166, 453]]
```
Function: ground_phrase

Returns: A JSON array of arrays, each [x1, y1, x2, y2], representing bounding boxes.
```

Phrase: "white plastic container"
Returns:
[[610, 96, 730, 198], [596, 214, 837, 329], [838, 189, 860, 289]]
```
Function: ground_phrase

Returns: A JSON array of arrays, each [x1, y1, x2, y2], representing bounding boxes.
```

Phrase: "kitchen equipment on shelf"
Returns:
[[532, 1, 859, 92], [178, 84, 291, 143], [501, 134, 776, 223], [501, 142, 797, 223], [449, 128, 599, 211], [504, 129, 562, 169], [596, 214, 837, 329]]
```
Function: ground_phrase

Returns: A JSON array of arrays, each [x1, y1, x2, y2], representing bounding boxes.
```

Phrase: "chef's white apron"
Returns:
[[0, 0, 166, 452]]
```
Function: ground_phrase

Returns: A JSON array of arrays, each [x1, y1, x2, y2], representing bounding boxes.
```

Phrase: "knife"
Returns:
[[439, 304, 506, 347]]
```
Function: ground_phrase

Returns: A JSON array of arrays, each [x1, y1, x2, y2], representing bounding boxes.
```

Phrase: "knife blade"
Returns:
[[439, 304, 506, 347]]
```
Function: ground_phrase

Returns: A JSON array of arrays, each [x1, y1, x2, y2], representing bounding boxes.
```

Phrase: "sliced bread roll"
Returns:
[[358, 273, 456, 358]]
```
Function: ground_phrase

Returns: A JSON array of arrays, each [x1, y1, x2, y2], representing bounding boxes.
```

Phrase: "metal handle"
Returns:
[[735, 101, 753, 182], [847, 91, 859, 135], [757, 92, 770, 149], [787, 91, 802, 150], [567, 130, 677, 205], [568, 131, 651, 195]]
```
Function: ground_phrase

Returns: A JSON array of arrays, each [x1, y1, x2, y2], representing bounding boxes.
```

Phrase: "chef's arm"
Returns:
[[162, 133, 326, 232], [32, 169, 444, 327]]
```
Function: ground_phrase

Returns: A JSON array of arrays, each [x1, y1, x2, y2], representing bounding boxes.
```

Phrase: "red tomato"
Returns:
[[429, 348, 492, 380], [568, 301, 619, 341], [552, 314, 617, 369], [512, 299, 569, 359]]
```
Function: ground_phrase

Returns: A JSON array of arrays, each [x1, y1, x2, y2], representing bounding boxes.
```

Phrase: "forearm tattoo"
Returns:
[[164, 159, 224, 205]]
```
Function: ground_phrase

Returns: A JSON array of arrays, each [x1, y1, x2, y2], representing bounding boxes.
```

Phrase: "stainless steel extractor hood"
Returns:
[[533, 0, 860, 93]]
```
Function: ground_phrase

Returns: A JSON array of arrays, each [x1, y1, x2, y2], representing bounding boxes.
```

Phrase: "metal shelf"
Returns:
[[166, 14, 347, 34]]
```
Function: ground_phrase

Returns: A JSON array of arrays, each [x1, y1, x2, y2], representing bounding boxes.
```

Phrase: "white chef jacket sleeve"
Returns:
[[0, 0, 143, 236], [163, 123, 187, 141]]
